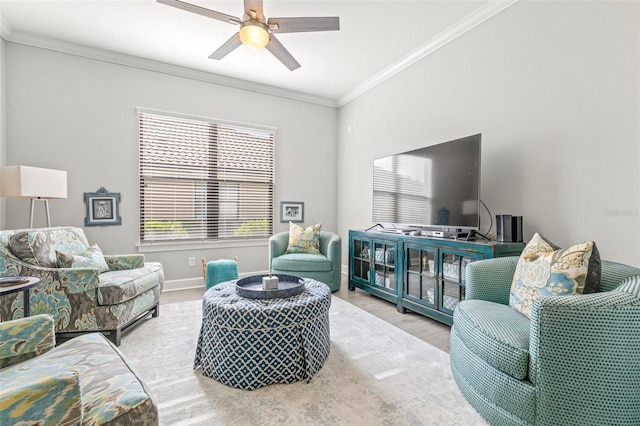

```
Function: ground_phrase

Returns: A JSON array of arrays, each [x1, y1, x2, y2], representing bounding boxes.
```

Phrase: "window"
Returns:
[[138, 109, 275, 243]]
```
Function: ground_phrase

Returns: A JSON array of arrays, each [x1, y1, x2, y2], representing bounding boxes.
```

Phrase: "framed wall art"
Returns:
[[84, 187, 121, 226], [280, 201, 304, 223]]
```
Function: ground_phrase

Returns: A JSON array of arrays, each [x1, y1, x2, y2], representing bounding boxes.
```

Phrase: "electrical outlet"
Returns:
[[188, 257, 195, 267]]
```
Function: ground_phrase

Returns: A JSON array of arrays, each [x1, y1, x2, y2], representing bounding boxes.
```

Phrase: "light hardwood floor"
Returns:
[[160, 274, 452, 353]]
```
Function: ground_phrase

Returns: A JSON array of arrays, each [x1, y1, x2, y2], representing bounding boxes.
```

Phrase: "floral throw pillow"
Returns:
[[509, 233, 601, 318], [56, 244, 110, 273], [286, 222, 322, 254]]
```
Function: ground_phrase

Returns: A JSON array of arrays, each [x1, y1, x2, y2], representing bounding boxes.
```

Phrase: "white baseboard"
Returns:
[[162, 277, 204, 292], [162, 270, 270, 292]]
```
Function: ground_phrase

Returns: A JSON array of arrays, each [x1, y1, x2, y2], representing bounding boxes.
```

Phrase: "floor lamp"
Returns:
[[0, 165, 68, 228]]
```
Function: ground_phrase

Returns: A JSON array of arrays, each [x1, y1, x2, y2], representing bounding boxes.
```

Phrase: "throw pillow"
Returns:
[[286, 222, 322, 254], [8, 231, 39, 266], [56, 244, 110, 273], [509, 233, 601, 318], [8, 228, 90, 267]]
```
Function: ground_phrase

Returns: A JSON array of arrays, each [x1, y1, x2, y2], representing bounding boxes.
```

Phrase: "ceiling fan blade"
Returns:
[[209, 32, 242, 60], [267, 17, 340, 33], [243, 0, 264, 21], [265, 34, 301, 71], [157, 0, 241, 25]]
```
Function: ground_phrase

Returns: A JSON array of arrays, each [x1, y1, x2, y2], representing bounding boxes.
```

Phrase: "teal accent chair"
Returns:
[[0, 314, 158, 425], [269, 231, 342, 292], [450, 257, 640, 426]]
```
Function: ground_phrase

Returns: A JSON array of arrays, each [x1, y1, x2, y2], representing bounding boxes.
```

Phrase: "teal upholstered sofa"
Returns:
[[0, 226, 164, 345], [269, 231, 342, 292], [450, 257, 640, 425], [0, 314, 158, 425]]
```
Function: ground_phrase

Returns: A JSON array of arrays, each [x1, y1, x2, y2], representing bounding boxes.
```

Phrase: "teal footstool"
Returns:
[[203, 258, 238, 290]]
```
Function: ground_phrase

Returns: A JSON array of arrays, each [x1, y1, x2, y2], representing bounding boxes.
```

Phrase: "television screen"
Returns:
[[372, 134, 481, 230]]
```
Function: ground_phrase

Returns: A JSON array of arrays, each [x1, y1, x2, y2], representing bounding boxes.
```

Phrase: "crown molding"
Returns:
[[1, 0, 517, 110], [2, 29, 338, 108], [336, 0, 519, 108]]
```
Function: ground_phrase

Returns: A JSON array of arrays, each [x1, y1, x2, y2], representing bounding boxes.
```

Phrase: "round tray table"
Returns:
[[194, 278, 331, 390]]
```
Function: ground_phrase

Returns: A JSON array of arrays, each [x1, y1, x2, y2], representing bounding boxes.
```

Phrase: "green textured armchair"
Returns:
[[269, 231, 342, 292], [450, 257, 640, 425]]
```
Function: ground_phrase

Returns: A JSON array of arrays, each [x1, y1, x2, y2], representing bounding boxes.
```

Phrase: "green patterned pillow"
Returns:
[[56, 244, 109, 273], [286, 222, 322, 254], [509, 233, 601, 318]]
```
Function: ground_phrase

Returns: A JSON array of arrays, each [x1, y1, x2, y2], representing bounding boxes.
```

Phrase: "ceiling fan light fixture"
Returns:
[[239, 22, 269, 49]]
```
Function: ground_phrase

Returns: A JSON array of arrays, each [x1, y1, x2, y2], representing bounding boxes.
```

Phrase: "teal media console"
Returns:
[[348, 229, 525, 325]]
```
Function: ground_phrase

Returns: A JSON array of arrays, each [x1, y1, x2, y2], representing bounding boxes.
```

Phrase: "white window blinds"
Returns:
[[138, 109, 275, 243]]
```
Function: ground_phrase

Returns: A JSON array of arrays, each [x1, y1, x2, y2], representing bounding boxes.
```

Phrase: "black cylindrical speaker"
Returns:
[[512, 216, 523, 242], [496, 214, 512, 242]]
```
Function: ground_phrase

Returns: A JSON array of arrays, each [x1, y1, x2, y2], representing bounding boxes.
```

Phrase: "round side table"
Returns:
[[194, 278, 331, 390], [0, 277, 40, 317]]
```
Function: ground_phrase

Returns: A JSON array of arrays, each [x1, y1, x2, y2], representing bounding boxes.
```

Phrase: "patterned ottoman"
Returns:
[[194, 278, 331, 390]]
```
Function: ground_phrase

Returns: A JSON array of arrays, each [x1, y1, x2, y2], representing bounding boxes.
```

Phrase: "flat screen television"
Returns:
[[372, 133, 481, 231]]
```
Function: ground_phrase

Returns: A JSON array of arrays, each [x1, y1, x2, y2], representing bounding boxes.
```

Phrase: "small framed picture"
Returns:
[[84, 187, 122, 226], [280, 201, 304, 223]]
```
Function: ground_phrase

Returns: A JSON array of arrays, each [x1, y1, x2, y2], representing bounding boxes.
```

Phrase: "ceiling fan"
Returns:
[[157, 0, 340, 71]]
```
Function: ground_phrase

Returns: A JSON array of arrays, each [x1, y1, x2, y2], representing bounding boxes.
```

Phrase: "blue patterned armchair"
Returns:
[[0, 314, 158, 425], [0, 226, 164, 345], [450, 257, 640, 425]]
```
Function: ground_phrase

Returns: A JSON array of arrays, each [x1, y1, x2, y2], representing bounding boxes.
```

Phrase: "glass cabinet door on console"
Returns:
[[349, 233, 399, 305], [373, 241, 396, 292], [401, 244, 484, 323], [351, 238, 372, 284], [404, 244, 437, 309], [439, 249, 483, 315]]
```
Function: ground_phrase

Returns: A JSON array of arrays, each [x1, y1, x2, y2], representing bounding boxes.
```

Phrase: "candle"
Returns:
[[262, 274, 279, 290]]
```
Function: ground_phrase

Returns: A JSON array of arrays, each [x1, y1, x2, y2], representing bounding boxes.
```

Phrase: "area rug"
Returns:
[[119, 296, 487, 425]]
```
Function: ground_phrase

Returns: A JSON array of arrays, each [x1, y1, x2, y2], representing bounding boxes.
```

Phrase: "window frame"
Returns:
[[137, 107, 276, 246]]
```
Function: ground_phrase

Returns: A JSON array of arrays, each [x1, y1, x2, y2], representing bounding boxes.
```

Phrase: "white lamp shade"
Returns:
[[0, 166, 68, 199]]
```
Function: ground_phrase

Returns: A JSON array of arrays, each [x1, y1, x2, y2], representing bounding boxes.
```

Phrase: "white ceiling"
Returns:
[[0, 0, 516, 106]]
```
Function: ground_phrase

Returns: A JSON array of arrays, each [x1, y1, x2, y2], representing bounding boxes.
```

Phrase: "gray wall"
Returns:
[[337, 0, 640, 267], [4, 43, 338, 286], [3, 0, 639, 290]]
